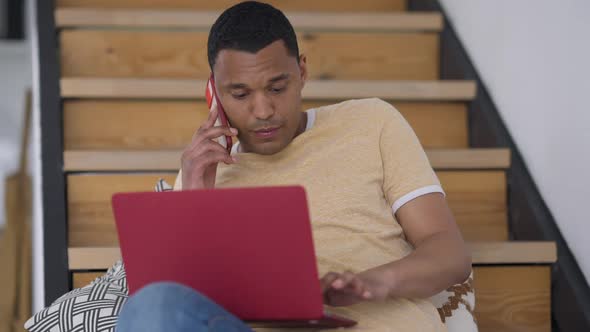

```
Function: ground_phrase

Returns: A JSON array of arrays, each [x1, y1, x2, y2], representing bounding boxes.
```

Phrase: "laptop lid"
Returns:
[[112, 186, 324, 321]]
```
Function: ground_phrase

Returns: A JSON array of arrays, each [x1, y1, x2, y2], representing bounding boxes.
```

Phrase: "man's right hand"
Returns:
[[181, 104, 238, 190]]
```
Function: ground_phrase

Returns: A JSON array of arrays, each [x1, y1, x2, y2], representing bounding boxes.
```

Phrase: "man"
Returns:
[[117, 2, 471, 331]]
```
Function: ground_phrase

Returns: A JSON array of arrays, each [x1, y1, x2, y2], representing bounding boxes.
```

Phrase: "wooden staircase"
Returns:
[[52, 1, 556, 331]]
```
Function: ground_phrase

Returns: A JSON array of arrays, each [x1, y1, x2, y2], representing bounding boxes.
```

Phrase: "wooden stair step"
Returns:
[[56, 9, 443, 32], [56, 0, 407, 12], [439, 171, 508, 242], [61, 78, 477, 101], [63, 101, 468, 150], [424, 148, 510, 170], [474, 265, 551, 332], [60, 29, 439, 80], [467, 242, 556, 265], [67, 241, 556, 270], [63, 148, 510, 172]]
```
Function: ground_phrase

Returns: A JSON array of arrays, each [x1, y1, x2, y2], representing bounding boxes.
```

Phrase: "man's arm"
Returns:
[[380, 192, 471, 298], [321, 192, 471, 305]]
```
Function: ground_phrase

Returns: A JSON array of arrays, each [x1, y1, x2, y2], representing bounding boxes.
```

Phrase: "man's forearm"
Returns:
[[368, 230, 471, 299]]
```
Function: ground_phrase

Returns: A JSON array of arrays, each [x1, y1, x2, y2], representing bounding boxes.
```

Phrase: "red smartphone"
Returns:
[[206, 73, 233, 153]]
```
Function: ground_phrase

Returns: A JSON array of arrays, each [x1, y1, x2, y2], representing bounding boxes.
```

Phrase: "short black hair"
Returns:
[[207, 1, 300, 70]]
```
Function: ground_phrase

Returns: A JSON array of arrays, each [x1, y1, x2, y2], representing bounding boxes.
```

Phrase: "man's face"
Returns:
[[213, 40, 307, 155]]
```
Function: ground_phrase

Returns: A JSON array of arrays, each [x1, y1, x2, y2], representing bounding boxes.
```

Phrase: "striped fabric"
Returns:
[[24, 261, 128, 332], [154, 178, 173, 192], [430, 271, 478, 331]]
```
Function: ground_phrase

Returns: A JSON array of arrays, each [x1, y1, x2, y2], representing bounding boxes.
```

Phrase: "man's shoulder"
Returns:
[[314, 98, 399, 124]]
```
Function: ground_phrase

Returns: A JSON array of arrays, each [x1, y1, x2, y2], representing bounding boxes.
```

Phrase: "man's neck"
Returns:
[[294, 111, 308, 139]]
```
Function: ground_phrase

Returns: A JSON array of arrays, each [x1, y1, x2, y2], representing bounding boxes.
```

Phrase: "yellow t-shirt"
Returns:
[[174, 98, 447, 331]]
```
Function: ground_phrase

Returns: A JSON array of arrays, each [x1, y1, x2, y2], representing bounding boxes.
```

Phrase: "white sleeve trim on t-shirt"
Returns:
[[391, 185, 446, 215]]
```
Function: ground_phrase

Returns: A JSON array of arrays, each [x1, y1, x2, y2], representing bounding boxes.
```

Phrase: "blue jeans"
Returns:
[[116, 282, 253, 332]]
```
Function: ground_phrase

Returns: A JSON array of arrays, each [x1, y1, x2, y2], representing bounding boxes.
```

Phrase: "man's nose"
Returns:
[[251, 93, 275, 120]]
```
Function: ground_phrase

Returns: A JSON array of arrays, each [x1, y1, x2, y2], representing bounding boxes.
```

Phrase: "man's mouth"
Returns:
[[253, 126, 281, 139]]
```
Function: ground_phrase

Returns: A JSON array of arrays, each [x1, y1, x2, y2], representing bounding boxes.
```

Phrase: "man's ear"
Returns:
[[298, 54, 308, 88]]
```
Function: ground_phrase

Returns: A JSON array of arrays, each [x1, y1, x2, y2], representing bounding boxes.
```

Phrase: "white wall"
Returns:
[[0, 42, 31, 228], [440, 0, 590, 282], [0, 0, 42, 313]]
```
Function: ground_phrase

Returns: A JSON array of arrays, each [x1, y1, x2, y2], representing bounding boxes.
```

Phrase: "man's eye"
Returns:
[[270, 87, 286, 94], [232, 93, 248, 99]]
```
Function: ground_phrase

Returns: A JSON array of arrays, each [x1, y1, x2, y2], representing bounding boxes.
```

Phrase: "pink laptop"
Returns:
[[111, 186, 357, 328]]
